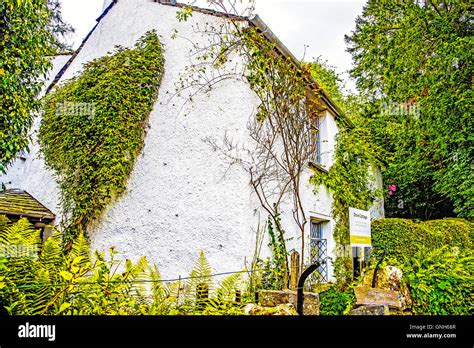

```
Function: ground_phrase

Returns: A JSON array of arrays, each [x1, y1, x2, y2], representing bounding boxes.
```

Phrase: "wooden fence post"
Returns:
[[290, 251, 300, 290], [235, 289, 241, 304]]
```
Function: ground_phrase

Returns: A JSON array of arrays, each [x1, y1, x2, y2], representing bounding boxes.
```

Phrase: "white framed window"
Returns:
[[314, 116, 322, 165], [310, 220, 328, 282]]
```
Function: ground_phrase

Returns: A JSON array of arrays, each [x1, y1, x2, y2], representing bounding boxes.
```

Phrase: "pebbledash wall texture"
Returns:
[[1, 0, 384, 281]]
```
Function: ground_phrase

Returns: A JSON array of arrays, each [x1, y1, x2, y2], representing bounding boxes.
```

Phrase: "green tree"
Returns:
[[0, 0, 72, 174], [308, 57, 347, 110], [346, 0, 473, 219]]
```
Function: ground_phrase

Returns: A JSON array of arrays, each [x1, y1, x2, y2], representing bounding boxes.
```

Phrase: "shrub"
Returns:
[[404, 246, 473, 315], [370, 218, 473, 315], [319, 286, 355, 315], [421, 218, 474, 247]]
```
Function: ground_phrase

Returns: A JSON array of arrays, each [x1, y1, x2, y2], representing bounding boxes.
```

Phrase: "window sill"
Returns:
[[308, 161, 329, 174]]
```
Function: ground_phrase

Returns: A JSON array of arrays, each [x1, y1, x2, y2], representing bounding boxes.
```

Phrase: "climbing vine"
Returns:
[[257, 215, 291, 290], [307, 59, 384, 285], [175, 2, 381, 286], [39, 31, 165, 246], [243, 33, 381, 285], [241, 26, 324, 275], [310, 125, 382, 286], [173, 9, 325, 280]]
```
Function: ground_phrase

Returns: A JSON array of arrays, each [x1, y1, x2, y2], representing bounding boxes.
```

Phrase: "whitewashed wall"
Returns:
[[1, 0, 384, 281]]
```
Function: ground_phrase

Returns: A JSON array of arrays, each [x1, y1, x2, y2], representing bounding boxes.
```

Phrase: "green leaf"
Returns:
[[58, 302, 71, 313], [59, 271, 73, 281]]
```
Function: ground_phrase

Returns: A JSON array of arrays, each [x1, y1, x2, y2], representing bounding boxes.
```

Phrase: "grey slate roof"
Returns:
[[0, 189, 56, 221]]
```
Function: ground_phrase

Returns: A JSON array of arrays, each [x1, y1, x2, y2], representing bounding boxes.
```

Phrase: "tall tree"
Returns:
[[346, 0, 473, 219], [0, 0, 72, 174]]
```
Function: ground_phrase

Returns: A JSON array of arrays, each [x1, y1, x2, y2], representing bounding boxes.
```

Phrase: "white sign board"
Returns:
[[349, 207, 371, 247]]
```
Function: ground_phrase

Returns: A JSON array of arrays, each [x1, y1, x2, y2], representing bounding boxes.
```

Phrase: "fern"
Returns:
[[0, 218, 64, 314], [68, 233, 90, 266], [190, 250, 213, 280], [148, 264, 174, 315], [216, 272, 243, 301], [120, 256, 150, 297], [0, 217, 40, 246], [186, 250, 213, 304], [0, 221, 249, 315], [0, 215, 10, 236], [40, 232, 64, 275]]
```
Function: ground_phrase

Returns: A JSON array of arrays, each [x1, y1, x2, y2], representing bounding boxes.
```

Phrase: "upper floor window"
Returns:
[[314, 116, 322, 165]]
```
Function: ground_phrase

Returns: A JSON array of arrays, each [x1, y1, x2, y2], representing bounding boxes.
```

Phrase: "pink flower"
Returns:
[[388, 184, 397, 192]]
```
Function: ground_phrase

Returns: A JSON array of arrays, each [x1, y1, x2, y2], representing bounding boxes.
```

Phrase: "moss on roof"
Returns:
[[0, 189, 55, 221]]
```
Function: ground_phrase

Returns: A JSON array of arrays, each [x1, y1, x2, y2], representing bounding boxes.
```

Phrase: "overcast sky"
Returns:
[[60, 0, 366, 92]]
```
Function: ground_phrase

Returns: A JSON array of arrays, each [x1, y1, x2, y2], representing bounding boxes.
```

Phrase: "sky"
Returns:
[[59, 0, 366, 92]]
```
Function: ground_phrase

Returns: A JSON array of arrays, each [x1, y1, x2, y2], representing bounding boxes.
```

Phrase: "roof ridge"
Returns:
[[45, 0, 119, 94], [45, 0, 349, 125]]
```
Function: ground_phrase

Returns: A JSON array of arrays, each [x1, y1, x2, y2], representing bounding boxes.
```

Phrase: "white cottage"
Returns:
[[1, 0, 384, 281]]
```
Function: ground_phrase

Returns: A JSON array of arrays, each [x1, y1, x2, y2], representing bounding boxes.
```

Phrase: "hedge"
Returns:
[[370, 218, 473, 315], [371, 218, 473, 265]]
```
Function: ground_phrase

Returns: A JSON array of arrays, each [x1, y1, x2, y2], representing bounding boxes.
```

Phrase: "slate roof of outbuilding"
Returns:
[[0, 189, 56, 221]]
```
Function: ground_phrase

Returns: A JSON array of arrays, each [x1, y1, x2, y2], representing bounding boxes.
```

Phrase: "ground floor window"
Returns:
[[310, 221, 328, 282]]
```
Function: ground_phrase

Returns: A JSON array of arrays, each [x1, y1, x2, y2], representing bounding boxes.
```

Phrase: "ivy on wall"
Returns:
[[174, 6, 381, 285], [310, 125, 382, 286], [39, 31, 165, 246], [308, 61, 383, 285]]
